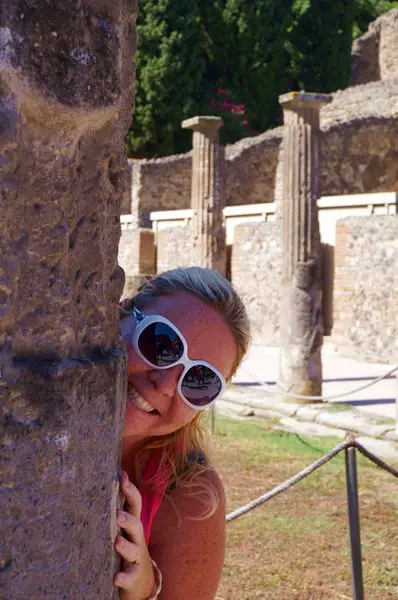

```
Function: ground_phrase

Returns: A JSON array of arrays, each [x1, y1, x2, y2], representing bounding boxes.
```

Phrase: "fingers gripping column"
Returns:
[[0, 2, 136, 598]]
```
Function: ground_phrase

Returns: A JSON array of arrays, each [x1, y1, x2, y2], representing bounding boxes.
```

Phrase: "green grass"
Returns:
[[212, 415, 398, 600]]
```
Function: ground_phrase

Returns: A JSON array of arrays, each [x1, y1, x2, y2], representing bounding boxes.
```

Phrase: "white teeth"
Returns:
[[128, 386, 156, 414]]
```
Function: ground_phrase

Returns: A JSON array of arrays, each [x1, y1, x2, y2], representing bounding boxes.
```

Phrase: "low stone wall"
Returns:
[[228, 215, 398, 363], [231, 221, 283, 344], [225, 128, 283, 206], [118, 228, 156, 297], [332, 216, 398, 363], [127, 153, 192, 226]]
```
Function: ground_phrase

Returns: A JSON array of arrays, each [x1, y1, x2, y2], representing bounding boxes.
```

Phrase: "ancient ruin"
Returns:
[[120, 9, 398, 365], [277, 92, 332, 401], [1, 2, 136, 597], [182, 116, 226, 274]]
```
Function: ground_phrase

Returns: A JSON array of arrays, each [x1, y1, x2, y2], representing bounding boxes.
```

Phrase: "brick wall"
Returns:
[[332, 216, 398, 362]]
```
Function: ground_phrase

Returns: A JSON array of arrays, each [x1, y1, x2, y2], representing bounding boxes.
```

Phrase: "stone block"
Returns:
[[1, 350, 127, 598]]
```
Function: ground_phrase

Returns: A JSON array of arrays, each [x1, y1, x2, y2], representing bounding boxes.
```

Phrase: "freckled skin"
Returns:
[[122, 291, 237, 455], [117, 291, 237, 600]]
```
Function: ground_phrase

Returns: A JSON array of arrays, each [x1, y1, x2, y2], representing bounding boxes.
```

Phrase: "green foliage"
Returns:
[[354, 0, 398, 37], [126, 0, 398, 158], [125, 0, 205, 157], [287, 0, 357, 93]]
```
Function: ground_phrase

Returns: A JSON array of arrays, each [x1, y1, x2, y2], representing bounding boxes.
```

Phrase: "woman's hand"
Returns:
[[114, 472, 156, 600]]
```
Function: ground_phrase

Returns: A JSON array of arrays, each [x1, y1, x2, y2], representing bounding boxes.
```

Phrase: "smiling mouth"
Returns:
[[128, 384, 160, 415]]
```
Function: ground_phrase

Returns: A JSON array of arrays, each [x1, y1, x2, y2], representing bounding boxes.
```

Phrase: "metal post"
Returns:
[[345, 446, 365, 600]]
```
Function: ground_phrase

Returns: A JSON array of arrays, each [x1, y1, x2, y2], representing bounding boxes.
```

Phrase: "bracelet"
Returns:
[[146, 559, 163, 600]]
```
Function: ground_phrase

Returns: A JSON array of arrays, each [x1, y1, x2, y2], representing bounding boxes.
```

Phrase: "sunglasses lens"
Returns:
[[181, 366, 223, 407], [138, 322, 184, 367]]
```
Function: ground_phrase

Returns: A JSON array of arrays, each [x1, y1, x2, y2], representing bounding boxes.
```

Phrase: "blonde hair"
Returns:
[[124, 267, 251, 516]]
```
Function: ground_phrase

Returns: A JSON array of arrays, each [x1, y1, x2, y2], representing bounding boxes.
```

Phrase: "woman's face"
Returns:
[[122, 291, 237, 443]]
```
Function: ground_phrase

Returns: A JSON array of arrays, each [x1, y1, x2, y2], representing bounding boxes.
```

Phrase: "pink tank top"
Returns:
[[139, 449, 169, 544]]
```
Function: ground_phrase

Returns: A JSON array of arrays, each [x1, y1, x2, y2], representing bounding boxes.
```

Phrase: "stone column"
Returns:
[[1, 2, 136, 598], [181, 116, 226, 274], [277, 92, 332, 403]]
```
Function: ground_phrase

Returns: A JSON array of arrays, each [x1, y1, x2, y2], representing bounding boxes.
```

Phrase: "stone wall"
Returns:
[[126, 153, 192, 226], [231, 221, 283, 344], [332, 216, 398, 363], [225, 128, 284, 207], [351, 9, 398, 85], [220, 215, 397, 364], [320, 80, 398, 195], [1, 1, 135, 597], [128, 128, 284, 226], [119, 228, 156, 298], [156, 225, 194, 273]]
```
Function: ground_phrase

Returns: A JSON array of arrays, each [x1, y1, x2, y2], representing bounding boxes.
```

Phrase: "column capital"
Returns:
[[181, 115, 223, 133], [279, 91, 332, 112]]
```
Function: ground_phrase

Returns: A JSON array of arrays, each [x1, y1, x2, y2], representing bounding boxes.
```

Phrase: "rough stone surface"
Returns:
[[332, 216, 398, 364], [1, 352, 126, 598], [1, 1, 136, 597], [220, 386, 398, 456], [351, 9, 398, 85], [231, 221, 283, 344], [118, 228, 156, 298], [182, 116, 226, 273], [320, 80, 398, 195], [127, 153, 193, 226], [156, 224, 194, 273], [278, 94, 331, 400], [315, 410, 391, 438], [225, 127, 283, 207]]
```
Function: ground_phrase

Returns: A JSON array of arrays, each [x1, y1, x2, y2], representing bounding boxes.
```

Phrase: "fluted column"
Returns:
[[182, 116, 226, 274], [1, 1, 136, 597], [278, 92, 332, 403]]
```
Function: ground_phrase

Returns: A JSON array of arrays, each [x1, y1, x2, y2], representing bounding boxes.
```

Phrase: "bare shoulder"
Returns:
[[149, 468, 226, 600]]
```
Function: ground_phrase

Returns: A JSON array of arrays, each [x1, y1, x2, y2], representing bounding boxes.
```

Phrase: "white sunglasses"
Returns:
[[120, 304, 226, 411]]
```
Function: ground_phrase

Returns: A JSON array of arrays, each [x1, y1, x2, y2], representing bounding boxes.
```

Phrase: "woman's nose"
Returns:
[[147, 366, 183, 398]]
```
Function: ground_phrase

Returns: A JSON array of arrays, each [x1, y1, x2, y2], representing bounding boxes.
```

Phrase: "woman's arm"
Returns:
[[149, 469, 226, 600]]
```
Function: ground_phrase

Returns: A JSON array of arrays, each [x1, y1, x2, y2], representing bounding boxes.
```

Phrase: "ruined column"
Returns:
[[277, 92, 332, 403], [181, 116, 226, 274], [1, 2, 136, 598]]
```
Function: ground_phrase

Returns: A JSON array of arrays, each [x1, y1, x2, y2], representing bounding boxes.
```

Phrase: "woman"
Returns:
[[114, 267, 250, 599]]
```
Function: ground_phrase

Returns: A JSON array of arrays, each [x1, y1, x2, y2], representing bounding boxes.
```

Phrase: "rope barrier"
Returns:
[[226, 438, 398, 523], [238, 363, 398, 403]]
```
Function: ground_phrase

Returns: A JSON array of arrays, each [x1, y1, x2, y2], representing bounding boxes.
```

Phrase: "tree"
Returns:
[[353, 0, 398, 36], [126, 0, 398, 158], [125, 0, 205, 157], [199, 0, 294, 140], [286, 0, 357, 93]]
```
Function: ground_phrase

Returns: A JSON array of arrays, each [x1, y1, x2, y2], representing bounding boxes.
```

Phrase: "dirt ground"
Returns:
[[212, 415, 398, 600]]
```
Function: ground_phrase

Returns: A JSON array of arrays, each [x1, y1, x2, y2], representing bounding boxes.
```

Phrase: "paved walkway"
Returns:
[[219, 342, 398, 458], [234, 342, 397, 419]]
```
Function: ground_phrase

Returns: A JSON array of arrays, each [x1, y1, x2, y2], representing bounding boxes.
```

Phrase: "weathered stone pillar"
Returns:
[[181, 116, 226, 274], [277, 92, 332, 403], [1, 2, 136, 598]]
